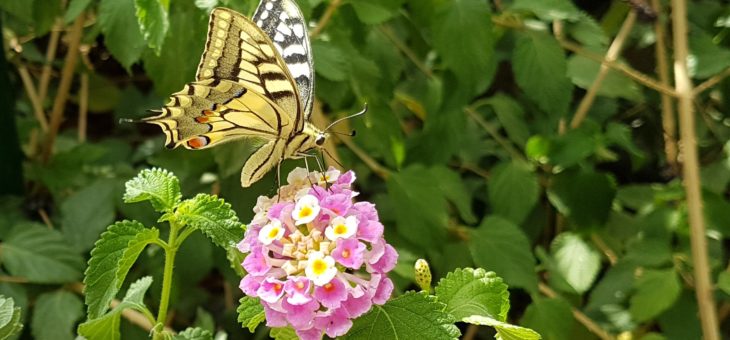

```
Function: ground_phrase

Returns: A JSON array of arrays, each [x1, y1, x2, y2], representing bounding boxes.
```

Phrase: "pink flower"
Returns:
[[237, 167, 399, 338], [314, 277, 348, 309], [332, 238, 366, 269]]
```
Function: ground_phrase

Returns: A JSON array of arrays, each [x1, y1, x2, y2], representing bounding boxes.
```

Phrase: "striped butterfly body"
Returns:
[[142, 1, 327, 187]]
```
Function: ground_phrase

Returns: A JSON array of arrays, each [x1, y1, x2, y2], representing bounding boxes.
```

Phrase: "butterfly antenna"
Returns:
[[324, 103, 368, 132], [322, 147, 346, 170]]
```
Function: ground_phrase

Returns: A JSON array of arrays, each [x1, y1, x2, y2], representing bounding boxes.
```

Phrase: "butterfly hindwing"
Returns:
[[196, 7, 304, 132], [241, 138, 287, 187], [253, 0, 315, 121]]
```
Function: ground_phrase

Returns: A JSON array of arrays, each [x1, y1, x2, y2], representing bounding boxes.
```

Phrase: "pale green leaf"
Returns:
[[434, 268, 510, 321], [173, 327, 213, 340], [511, 0, 581, 21], [513, 31, 572, 117], [84, 220, 158, 319], [78, 277, 153, 340], [0, 296, 22, 339], [567, 55, 642, 101], [718, 271, 730, 295], [489, 161, 539, 225], [135, 0, 169, 53], [485, 94, 530, 147], [629, 269, 681, 322], [550, 232, 601, 294], [269, 327, 298, 340], [237, 297, 264, 333], [344, 292, 460, 340], [463, 315, 542, 340], [470, 217, 538, 292], [31, 291, 84, 340], [0, 223, 84, 283], [98, 0, 147, 70], [124, 168, 181, 212], [175, 194, 242, 249]]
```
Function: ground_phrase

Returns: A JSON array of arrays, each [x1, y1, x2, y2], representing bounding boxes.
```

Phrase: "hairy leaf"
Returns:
[[124, 168, 181, 212], [237, 297, 264, 333], [78, 277, 153, 340], [434, 268, 510, 321], [175, 194, 242, 249], [31, 291, 84, 340]]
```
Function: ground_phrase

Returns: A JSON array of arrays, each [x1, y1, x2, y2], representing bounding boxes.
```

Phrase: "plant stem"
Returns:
[[310, 0, 341, 38], [652, 0, 678, 174], [154, 222, 180, 339], [538, 283, 615, 340], [570, 11, 636, 129], [671, 1, 720, 339], [464, 106, 526, 162]]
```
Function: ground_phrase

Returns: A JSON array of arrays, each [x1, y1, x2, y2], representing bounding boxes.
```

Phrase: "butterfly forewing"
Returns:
[[196, 7, 303, 131], [253, 0, 315, 121]]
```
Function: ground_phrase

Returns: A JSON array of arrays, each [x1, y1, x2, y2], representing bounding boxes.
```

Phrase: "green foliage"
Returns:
[[78, 276, 154, 340], [0, 296, 23, 339], [31, 291, 83, 340], [236, 297, 264, 332], [173, 194, 242, 248], [434, 268, 509, 321], [173, 327, 213, 340], [123, 168, 182, 212], [463, 315, 542, 340]]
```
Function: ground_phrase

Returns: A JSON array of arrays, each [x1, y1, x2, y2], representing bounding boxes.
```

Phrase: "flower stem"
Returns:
[[153, 221, 180, 339]]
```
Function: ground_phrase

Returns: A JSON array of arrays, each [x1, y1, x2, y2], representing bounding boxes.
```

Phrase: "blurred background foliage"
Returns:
[[1, 0, 730, 339]]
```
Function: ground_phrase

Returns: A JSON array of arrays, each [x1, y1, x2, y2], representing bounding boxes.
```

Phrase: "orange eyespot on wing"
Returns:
[[195, 116, 210, 123], [187, 136, 210, 149]]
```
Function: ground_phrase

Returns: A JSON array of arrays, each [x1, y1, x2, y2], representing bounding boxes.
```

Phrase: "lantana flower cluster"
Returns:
[[238, 167, 398, 339]]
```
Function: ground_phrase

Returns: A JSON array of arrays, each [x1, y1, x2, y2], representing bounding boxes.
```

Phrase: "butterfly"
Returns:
[[139, 1, 364, 187]]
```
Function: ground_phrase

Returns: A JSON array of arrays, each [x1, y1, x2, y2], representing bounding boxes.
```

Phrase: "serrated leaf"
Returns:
[[0, 223, 84, 283], [237, 297, 264, 333], [463, 315, 542, 340], [176, 194, 242, 249], [173, 327, 213, 340], [489, 161, 539, 225], [511, 0, 580, 21], [469, 217, 538, 292], [124, 168, 181, 212], [61, 179, 116, 250], [78, 277, 153, 340], [629, 269, 681, 322], [31, 291, 84, 340], [485, 94, 530, 147], [513, 31, 572, 117], [269, 327, 298, 340], [84, 220, 158, 319], [547, 169, 616, 228], [432, 0, 496, 95], [98, 0, 147, 70], [0, 296, 22, 339], [434, 268, 510, 321], [550, 232, 601, 294], [345, 292, 460, 339], [135, 0, 169, 53]]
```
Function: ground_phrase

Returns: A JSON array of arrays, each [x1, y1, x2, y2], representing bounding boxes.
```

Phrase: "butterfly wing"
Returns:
[[253, 0, 315, 121], [143, 78, 291, 150], [196, 7, 305, 133], [241, 138, 287, 187]]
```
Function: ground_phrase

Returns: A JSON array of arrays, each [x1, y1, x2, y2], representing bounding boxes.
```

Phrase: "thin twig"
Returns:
[[693, 67, 730, 95], [590, 233, 617, 265], [42, 13, 85, 163], [310, 0, 342, 38], [38, 21, 62, 104], [0, 276, 29, 284], [539, 283, 615, 340], [571, 11, 637, 129], [16, 65, 49, 131], [671, 1, 720, 339], [463, 324, 479, 340], [378, 25, 433, 78], [464, 106, 526, 162], [312, 100, 343, 169], [78, 72, 88, 142], [652, 0, 678, 174], [68, 283, 163, 333], [38, 209, 54, 229]]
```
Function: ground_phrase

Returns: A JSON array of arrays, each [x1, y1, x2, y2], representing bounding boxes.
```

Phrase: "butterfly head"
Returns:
[[314, 132, 328, 147]]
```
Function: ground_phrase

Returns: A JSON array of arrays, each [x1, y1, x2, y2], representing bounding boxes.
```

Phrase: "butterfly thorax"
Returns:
[[286, 122, 328, 158]]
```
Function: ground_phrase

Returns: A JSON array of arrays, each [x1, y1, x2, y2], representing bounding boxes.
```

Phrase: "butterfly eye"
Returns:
[[315, 135, 325, 146]]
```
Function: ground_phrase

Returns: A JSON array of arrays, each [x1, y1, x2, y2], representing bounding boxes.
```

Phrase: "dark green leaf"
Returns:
[[486, 94, 530, 147], [567, 55, 642, 101], [31, 291, 84, 340], [98, 0, 147, 70], [547, 169, 616, 228], [629, 269, 681, 322], [61, 179, 117, 249], [488, 161, 539, 225], [350, 0, 405, 24], [511, 0, 581, 21], [135, 0, 169, 53], [64, 0, 93, 24], [78, 277, 154, 340], [521, 298, 574, 340]]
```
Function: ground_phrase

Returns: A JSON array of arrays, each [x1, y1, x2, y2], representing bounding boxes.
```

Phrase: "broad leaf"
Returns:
[[124, 168, 181, 212], [98, 0, 147, 70], [547, 169, 616, 228], [486, 94, 530, 147], [521, 298, 574, 340], [463, 315, 542, 340], [0, 223, 84, 283], [64, 0, 93, 23], [629, 269, 681, 322], [78, 277, 153, 340], [237, 297, 264, 333], [0, 296, 22, 339], [135, 0, 169, 53], [434, 268, 509, 321], [173, 327, 213, 340], [350, 0, 405, 24], [269, 327, 298, 340], [511, 0, 580, 21], [344, 292, 461, 339], [470, 217, 538, 292], [61, 179, 116, 250], [550, 232, 601, 294], [488, 161, 539, 225], [84, 220, 158, 319], [567, 55, 641, 101], [31, 291, 84, 340], [175, 194, 242, 249]]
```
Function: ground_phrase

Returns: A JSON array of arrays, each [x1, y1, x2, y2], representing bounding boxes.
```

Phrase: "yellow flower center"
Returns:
[[334, 224, 347, 235], [299, 206, 312, 219], [312, 259, 327, 275], [296, 281, 305, 289], [268, 228, 279, 239], [274, 283, 282, 293]]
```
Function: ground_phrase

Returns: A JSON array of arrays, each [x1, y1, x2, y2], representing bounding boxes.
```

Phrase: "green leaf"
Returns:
[[61, 179, 117, 249], [269, 327, 298, 340], [84, 220, 158, 319], [434, 268, 509, 321], [98, 0, 147, 70], [135, 0, 169, 54], [78, 277, 154, 340], [689, 28, 730, 79], [31, 291, 84, 340], [237, 297, 264, 333], [124, 168, 182, 212], [344, 292, 460, 340], [511, 0, 580, 21], [0, 296, 23, 339], [718, 271, 730, 295], [64, 0, 93, 24], [566, 12, 608, 47], [521, 298, 574, 340], [567, 55, 642, 101], [485, 94, 530, 147], [547, 169, 616, 228], [470, 217, 538, 292], [175, 194, 242, 248], [432, 0, 495, 95], [513, 31, 572, 117], [173, 327, 213, 340], [629, 269, 681, 322], [350, 0, 405, 24], [488, 161, 539, 225], [462, 315, 542, 340], [431, 166, 477, 224], [550, 232, 601, 294], [313, 41, 349, 81], [0, 223, 84, 283]]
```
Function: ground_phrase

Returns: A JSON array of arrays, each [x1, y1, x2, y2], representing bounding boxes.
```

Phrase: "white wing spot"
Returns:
[[274, 32, 285, 42], [260, 11, 269, 20], [293, 24, 305, 38], [287, 62, 310, 78], [265, 2, 273, 10], [282, 44, 305, 57], [276, 22, 292, 35]]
